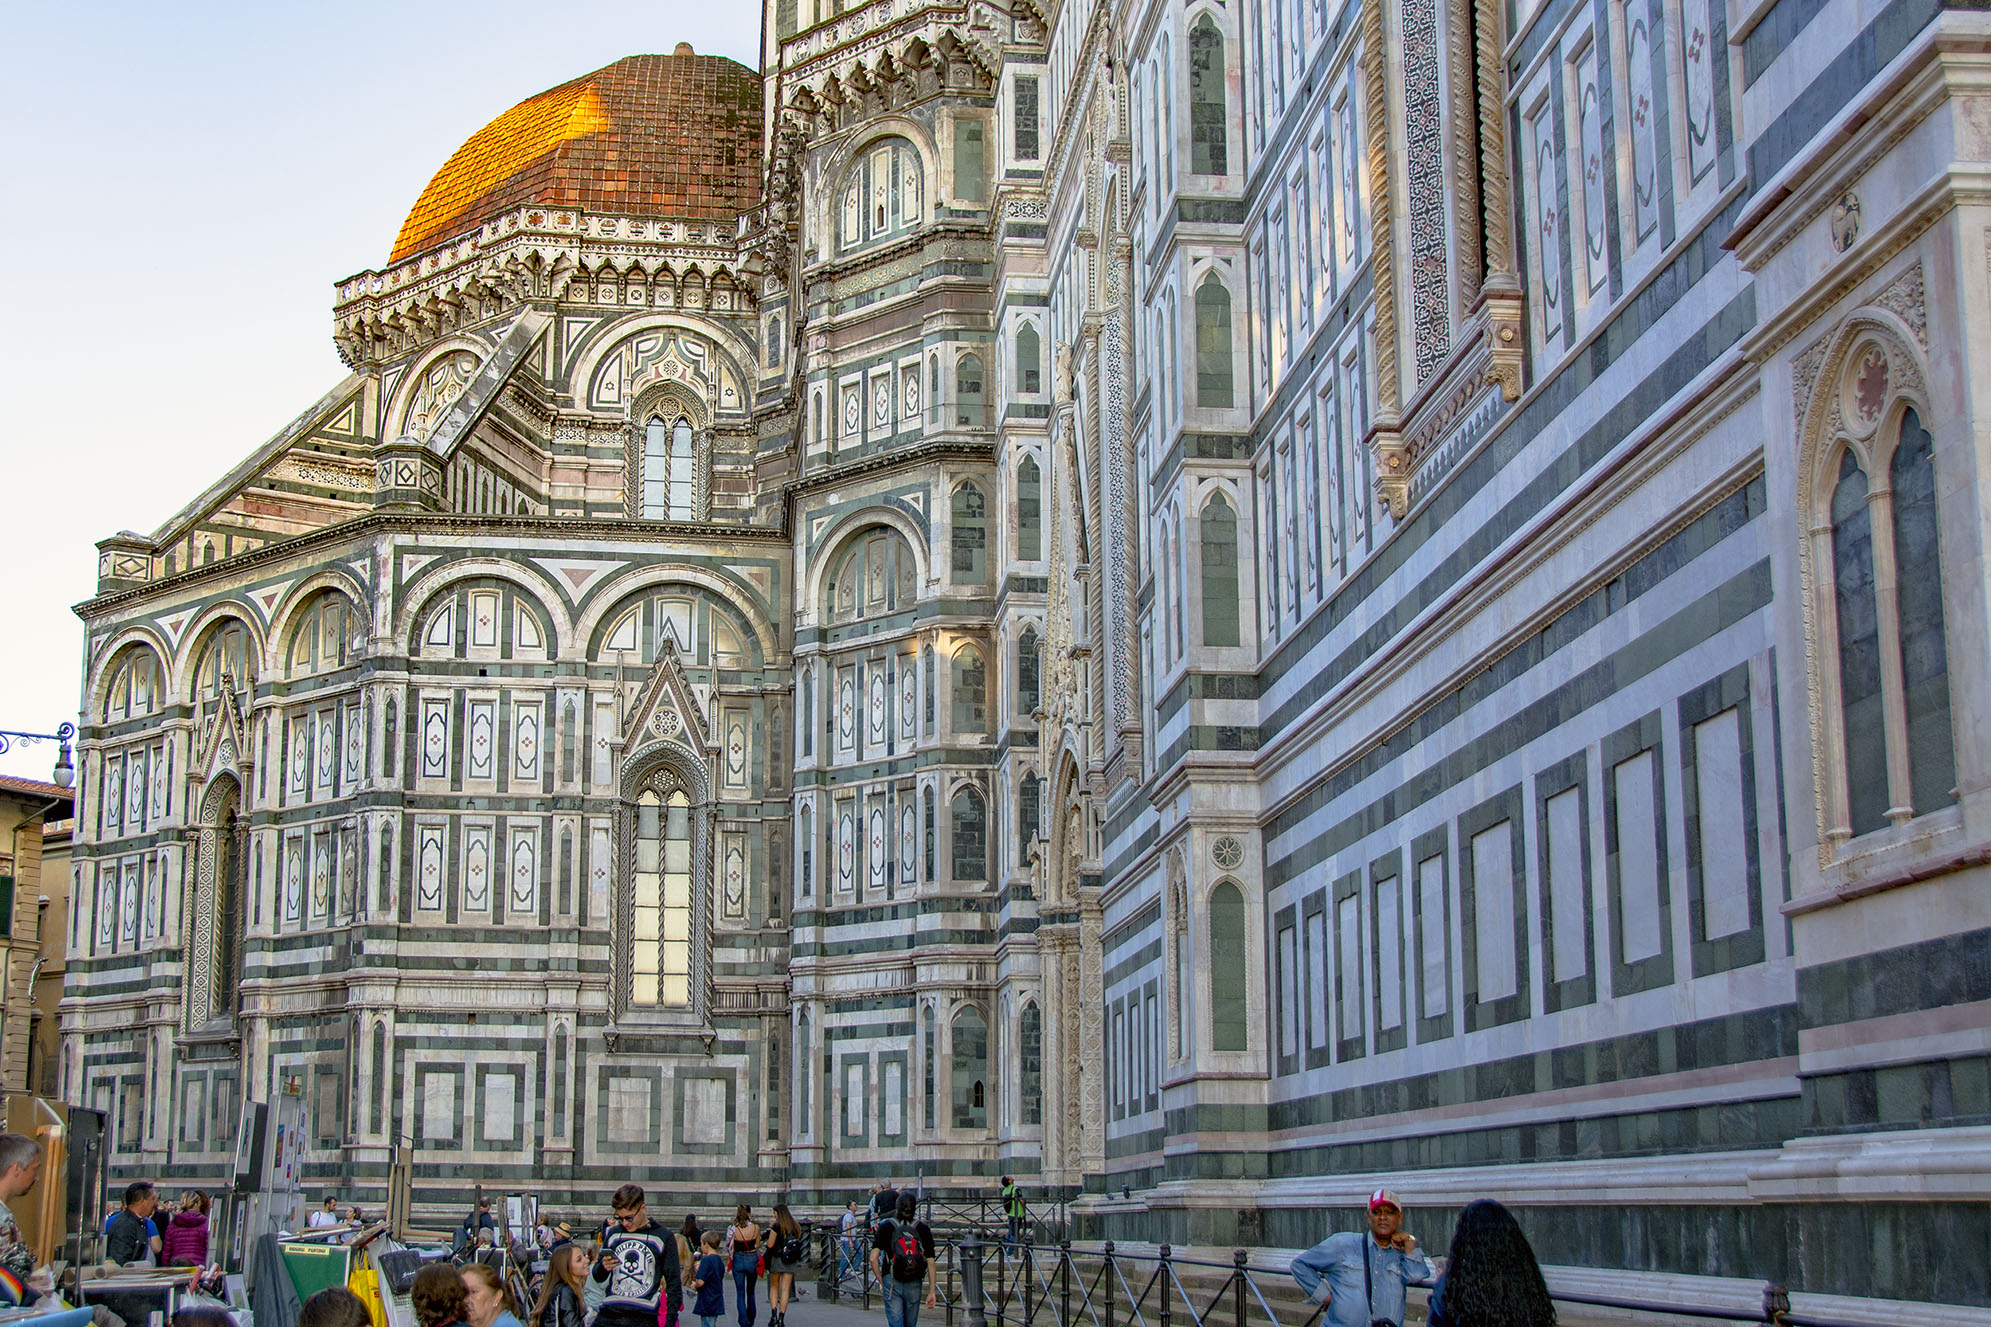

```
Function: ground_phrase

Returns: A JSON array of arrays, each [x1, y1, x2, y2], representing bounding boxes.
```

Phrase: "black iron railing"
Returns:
[[807, 1234, 1897, 1327]]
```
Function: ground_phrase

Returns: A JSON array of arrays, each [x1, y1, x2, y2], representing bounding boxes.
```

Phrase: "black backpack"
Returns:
[[885, 1221, 927, 1282], [780, 1233, 804, 1265]]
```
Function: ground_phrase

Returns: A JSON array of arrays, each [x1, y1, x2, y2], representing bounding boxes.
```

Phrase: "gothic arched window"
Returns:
[[956, 354, 985, 428], [1889, 409, 1957, 815], [1823, 401, 1959, 841], [1830, 451, 1886, 837], [1195, 273, 1235, 408], [642, 416, 698, 520], [193, 620, 253, 720], [1189, 15, 1229, 175], [1209, 879, 1248, 1051], [952, 645, 987, 735], [1016, 627, 1040, 714], [1017, 324, 1042, 394], [951, 1004, 988, 1129], [951, 786, 986, 883], [952, 484, 987, 582], [1017, 771, 1042, 862], [1019, 1001, 1043, 1125], [826, 528, 919, 623], [840, 138, 924, 251], [1201, 493, 1242, 646], [102, 647, 162, 722], [799, 803, 814, 900], [286, 592, 359, 678], [630, 778, 695, 1008], [187, 776, 245, 1031], [1017, 456, 1043, 561]]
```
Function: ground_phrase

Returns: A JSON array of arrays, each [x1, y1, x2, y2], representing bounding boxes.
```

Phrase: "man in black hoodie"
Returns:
[[592, 1184, 681, 1327]]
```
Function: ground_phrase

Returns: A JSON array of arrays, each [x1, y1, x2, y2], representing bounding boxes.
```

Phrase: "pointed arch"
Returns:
[[1194, 271, 1235, 408], [1795, 307, 1956, 856], [1209, 878, 1248, 1051]]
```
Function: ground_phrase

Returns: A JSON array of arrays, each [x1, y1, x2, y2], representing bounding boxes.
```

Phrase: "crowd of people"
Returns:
[[0, 1128, 1561, 1327], [426, 1185, 936, 1327]]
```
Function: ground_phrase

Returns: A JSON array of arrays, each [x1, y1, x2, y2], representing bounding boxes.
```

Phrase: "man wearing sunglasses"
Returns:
[[592, 1185, 681, 1327]]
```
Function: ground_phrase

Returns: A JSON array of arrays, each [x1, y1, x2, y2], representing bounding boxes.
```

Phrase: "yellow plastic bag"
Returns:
[[348, 1264, 389, 1327]]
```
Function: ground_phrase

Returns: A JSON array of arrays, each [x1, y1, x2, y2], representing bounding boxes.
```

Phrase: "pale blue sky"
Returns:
[[0, 1, 762, 782]]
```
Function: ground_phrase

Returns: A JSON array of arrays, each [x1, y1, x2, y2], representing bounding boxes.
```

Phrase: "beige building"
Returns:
[[0, 777, 74, 1099]]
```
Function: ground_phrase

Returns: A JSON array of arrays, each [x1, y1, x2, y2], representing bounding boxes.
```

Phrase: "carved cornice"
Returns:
[[333, 204, 758, 370]]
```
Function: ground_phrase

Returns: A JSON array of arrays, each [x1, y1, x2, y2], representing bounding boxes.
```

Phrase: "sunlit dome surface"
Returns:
[[390, 47, 764, 265]]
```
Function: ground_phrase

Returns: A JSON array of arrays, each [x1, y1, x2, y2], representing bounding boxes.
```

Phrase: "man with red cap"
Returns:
[[1288, 1188, 1433, 1327]]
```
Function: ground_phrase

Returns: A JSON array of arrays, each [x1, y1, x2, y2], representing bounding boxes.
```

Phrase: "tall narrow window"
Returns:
[[1201, 494, 1241, 646], [923, 1004, 937, 1129], [1210, 881, 1248, 1051], [642, 417, 697, 520], [1019, 1002, 1043, 1125], [801, 671, 815, 759], [952, 483, 987, 581], [952, 787, 987, 883], [799, 804, 813, 899], [1195, 274, 1234, 407], [952, 646, 988, 734], [957, 355, 985, 428], [1014, 76, 1041, 159], [955, 119, 987, 203], [669, 419, 694, 518], [1017, 456, 1043, 560], [1889, 409, 1957, 815], [1189, 16, 1229, 174], [1831, 452, 1887, 838], [924, 786, 937, 879], [631, 783, 694, 1007], [1018, 772, 1041, 861], [1016, 627, 1041, 714], [1017, 325, 1042, 395], [951, 1005, 988, 1129]]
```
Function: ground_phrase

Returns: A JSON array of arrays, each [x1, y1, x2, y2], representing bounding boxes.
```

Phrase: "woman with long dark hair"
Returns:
[[728, 1205, 761, 1327], [762, 1205, 803, 1327], [1427, 1200, 1556, 1327], [532, 1245, 590, 1327]]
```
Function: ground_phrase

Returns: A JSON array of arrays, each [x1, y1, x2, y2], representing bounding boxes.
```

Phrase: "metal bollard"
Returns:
[[959, 1237, 988, 1327]]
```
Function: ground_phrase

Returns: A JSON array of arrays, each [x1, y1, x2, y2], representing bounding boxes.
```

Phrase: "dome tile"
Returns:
[[389, 50, 764, 265]]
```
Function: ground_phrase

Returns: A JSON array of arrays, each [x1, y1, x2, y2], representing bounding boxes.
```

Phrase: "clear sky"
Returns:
[[0, 1, 761, 784]]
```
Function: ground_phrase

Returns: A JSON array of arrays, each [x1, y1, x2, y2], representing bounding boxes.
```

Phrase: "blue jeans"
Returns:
[[837, 1236, 857, 1282], [883, 1277, 925, 1327], [733, 1267, 757, 1326], [702, 1318, 720, 1327]]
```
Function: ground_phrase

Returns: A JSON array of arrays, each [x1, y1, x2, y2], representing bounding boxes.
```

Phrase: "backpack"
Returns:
[[886, 1222, 927, 1283], [780, 1233, 804, 1265]]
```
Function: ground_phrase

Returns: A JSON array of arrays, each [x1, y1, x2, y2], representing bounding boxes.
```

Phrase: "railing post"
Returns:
[[1060, 1240, 1072, 1327], [1764, 1283, 1791, 1325], [1231, 1250, 1247, 1327], [1024, 1241, 1035, 1326], [997, 1238, 1009, 1325], [1159, 1244, 1173, 1327], [1102, 1241, 1116, 1327], [960, 1237, 987, 1327]]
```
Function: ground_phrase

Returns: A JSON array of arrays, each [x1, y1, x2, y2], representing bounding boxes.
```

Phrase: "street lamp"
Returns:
[[0, 723, 76, 789]]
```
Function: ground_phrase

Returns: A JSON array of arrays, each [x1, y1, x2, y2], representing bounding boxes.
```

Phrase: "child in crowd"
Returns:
[[691, 1232, 725, 1327]]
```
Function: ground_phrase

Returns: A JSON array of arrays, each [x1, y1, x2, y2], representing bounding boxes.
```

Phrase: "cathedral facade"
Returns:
[[65, 0, 1991, 1311]]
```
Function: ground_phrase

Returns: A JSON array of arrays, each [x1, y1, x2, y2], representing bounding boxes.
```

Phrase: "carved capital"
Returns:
[[1371, 423, 1411, 520], [1482, 285, 1525, 402]]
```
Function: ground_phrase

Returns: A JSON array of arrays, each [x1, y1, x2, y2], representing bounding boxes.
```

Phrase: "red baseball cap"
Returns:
[[1368, 1188, 1402, 1213]]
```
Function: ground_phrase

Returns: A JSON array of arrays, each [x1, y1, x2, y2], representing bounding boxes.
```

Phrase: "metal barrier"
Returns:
[[796, 1238, 1898, 1327]]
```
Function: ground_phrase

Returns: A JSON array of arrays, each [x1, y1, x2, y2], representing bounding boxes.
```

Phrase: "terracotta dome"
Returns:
[[389, 49, 764, 264]]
